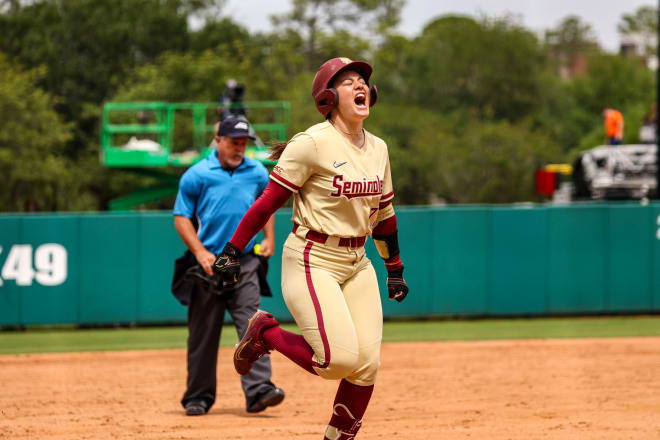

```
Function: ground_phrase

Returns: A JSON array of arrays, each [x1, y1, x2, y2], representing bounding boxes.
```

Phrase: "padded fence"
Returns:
[[1, 203, 659, 326]]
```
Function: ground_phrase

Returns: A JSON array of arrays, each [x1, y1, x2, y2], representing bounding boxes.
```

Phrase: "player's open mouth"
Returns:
[[354, 92, 367, 108]]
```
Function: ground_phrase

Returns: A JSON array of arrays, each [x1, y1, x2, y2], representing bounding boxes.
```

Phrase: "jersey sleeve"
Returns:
[[173, 169, 200, 218], [270, 133, 317, 193], [379, 149, 394, 208]]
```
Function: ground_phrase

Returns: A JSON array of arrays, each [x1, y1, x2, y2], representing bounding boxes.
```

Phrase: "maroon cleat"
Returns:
[[234, 310, 279, 375]]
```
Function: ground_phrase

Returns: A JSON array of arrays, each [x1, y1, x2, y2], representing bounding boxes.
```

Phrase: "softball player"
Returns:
[[214, 57, 409, 439]]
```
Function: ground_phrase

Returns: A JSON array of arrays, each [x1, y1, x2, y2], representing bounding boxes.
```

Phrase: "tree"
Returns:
[[189, 17, 251, 53], [0, 0, 21, 13], [618, 5, 658, 57], [527, 71, 589, 152], [1, 2, 655, 209], [0, 0, 224, 154], [389, 15, 549, 123], [0, 0, 232, 211], [544, 15, 599, 79], [0, 54, 98, 211], [365, 101, 563, 204], [570, 53, 654, 117], [271, 0, 404, 70], [429, 121, 562, 204], [563, 52, 655, 151]]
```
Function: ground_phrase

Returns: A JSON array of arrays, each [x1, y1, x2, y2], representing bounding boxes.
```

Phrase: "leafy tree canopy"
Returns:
[[0, 2, 656, 210]]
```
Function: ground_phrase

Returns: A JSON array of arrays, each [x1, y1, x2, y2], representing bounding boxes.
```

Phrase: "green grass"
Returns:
[[382, 315, 660, 342], [1, 316, 659, 355]]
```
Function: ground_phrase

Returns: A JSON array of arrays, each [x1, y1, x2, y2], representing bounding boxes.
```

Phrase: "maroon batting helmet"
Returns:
[[312, 57, 378, 118]]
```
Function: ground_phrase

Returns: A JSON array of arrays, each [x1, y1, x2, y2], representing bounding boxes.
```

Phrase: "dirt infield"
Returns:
[[1, 337, 659, 439]]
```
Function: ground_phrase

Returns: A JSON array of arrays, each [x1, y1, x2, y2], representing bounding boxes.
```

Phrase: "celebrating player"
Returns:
[[213, 57, 409, 439]]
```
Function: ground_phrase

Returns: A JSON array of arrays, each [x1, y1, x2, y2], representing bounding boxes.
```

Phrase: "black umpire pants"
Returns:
[[181, 253, 274, 409]]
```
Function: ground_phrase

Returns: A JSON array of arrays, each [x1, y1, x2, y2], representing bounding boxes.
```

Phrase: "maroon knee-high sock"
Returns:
[[263, 326, 318, 375], [325, 379, 374, 438]]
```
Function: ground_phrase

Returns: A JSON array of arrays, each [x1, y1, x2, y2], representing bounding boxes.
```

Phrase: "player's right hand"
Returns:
[[212, 242, 241, 287], [387, 266, 409, 302]]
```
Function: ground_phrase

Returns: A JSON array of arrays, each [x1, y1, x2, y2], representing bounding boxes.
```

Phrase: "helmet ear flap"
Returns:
[[369, 85, 378, 107], [328, 87, 338, 106], [314, 88, 338, 118]]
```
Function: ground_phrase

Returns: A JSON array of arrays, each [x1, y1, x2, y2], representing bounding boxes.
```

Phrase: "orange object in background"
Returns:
[[603, 108, 624, 141]]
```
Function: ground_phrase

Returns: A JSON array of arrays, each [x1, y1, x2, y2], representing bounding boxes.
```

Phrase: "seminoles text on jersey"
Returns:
[[330, 175, 383, 199]]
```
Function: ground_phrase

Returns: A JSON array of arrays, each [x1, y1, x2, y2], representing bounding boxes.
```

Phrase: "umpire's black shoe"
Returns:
[[246, 387, 285, 413], [185, 400, 209, 416]]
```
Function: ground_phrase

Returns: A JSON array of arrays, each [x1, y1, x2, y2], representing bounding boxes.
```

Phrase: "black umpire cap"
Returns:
[[217, 117, 256, 140]]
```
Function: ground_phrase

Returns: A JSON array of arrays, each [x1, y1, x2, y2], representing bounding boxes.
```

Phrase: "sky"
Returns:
[[223, 0, 656, 52]]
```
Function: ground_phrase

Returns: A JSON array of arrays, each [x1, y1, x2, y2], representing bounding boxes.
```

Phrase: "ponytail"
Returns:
[[269, 141, 288, 161]]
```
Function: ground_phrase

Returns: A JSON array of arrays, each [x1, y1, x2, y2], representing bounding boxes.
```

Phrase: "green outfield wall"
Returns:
[[1, 203, 659, 326]]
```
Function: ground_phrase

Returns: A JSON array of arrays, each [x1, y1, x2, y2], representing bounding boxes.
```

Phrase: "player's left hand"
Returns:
[[213, 242, 241, 286], [387, 266, 409, 302]]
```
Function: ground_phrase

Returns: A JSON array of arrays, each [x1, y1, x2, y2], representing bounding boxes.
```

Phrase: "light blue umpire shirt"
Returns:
[[173, 150, 269, 255]]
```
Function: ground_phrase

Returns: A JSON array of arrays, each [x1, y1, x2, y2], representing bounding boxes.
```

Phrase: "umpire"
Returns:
[[173, 117, 285, 416]]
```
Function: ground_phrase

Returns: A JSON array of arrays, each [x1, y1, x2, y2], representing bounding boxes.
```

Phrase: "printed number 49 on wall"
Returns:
[[0, 244, 67, 287]]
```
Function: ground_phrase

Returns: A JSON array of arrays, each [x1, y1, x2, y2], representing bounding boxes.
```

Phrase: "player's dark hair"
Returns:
[[269, 141, 288, 161]]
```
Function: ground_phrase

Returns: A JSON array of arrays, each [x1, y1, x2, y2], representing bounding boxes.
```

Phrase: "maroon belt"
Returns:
[[292, 224, 366, 248]]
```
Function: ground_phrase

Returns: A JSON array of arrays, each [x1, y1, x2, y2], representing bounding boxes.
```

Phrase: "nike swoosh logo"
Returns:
[[333, 161, 347, 168]]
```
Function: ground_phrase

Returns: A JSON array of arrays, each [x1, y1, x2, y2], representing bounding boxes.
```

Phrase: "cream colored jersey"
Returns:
[[271, 121, 394, 237]]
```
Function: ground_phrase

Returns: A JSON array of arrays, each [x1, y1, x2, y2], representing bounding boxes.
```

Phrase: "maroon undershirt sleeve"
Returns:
[[229, 180, 293, 251], [372, 207, 402, 271], [372, 210, 397, 235]]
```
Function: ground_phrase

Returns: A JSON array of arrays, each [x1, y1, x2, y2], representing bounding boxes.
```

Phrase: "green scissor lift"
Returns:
[[100, 101, 290, 210]]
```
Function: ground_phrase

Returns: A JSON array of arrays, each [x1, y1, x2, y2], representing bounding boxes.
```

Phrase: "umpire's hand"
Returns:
[[194, 249, 216, 275], [258, 237, 275, 257], [212, 242, 241, 286], [387, 266, 409, 302]]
